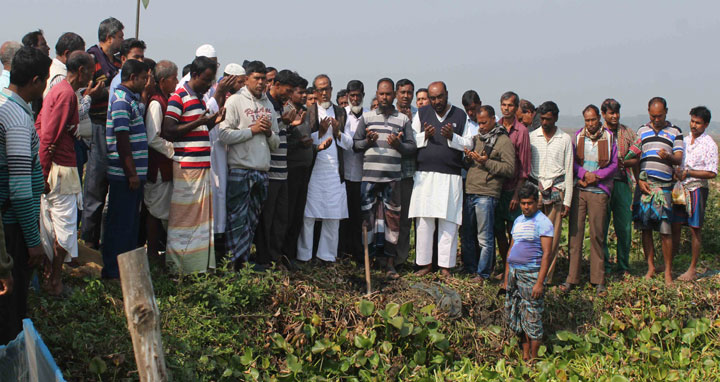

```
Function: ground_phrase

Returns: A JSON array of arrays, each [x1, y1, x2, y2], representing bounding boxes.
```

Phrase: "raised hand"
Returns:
[[440, 123, 454, 139], [292, 110, 306, 127], [319, 117, 331, 137], [84, 79, 105, 99], [423, 122, 435, 137], [464, 148, 482, 163], [366, 130, 379, 144], [281, 108, 297, 125], [317, 137, 333, 151], [387, 131, 403, 148]]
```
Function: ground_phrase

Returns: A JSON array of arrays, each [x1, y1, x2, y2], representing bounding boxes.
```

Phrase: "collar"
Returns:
[[183, 82, 201, 99], [116, 84, 140, 101], [374, 105, 398, 117], [0, 88, 33, 117], [52, 57, 66, 70], [266, 91, 282, 113], [534, 126, 560, 140], [437, 103, 452, 119], [498, 116, 522, 132]]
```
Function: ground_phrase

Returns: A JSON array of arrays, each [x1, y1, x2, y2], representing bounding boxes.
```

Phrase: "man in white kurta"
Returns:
[[409, 82, 473, 276], [298, 103, 353, 263]]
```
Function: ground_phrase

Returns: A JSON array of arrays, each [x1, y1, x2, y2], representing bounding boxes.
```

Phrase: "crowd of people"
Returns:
[[0, 17, 717, 361]]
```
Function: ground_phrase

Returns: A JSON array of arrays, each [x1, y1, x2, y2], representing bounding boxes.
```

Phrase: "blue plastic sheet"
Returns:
[[0, 319, 65, 382]]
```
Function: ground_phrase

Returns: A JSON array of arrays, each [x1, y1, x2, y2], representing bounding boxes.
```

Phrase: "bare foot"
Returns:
[[664, 273, 674, 286], [414, 266, 432, 276], [493, 273, 503, 281], [677, 269, 698, 282], [644, 268, 656, 280], [439, 268, 452, 278], [471, 275, 484, 285]]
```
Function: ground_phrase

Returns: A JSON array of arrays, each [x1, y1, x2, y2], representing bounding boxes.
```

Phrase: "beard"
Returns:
[[351, 105, 363, 114], [319, 101, 332, 109]]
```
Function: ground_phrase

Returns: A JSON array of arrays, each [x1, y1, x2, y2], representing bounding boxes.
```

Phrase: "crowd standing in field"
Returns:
[[0, 17, 717, 362]]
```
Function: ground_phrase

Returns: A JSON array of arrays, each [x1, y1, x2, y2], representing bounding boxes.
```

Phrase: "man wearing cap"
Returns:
[[178, 44, 217, 89], [204, 63, 245, 261]]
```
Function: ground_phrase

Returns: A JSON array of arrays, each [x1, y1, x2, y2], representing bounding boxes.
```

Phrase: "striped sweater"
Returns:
[[352, 108, 416, 183], [106, 85, 149, 181], [166, 83, 211, 169], [0, 89, 45, 247]]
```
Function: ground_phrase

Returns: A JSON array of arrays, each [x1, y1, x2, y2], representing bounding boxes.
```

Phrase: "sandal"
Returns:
[[558, 282, 575, 293]]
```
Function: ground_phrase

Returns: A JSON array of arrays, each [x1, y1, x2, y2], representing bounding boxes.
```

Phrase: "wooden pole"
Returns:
[[118, 247, 168, 382], [362, 226, 371, 295], [135, 0, 140, 38]]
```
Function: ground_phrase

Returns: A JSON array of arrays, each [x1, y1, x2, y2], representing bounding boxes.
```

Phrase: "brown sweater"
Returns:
[[465, 134, 516, 198]]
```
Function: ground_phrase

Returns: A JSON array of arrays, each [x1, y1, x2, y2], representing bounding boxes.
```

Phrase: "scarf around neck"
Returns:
[[476, 124, 507, 156]]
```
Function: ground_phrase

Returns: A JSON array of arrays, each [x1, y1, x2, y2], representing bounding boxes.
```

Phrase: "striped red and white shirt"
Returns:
[[166, 83, 211, 169]]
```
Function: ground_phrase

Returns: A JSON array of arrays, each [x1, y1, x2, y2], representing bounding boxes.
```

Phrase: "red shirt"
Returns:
[[498, 117, 531, 191], [35, 80, 78, 178]]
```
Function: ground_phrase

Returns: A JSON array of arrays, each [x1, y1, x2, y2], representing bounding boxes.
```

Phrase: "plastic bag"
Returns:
[[672, 182, 687, 205]]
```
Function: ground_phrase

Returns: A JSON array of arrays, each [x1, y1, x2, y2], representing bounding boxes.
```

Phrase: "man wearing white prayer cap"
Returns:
[[204, 62, 245, 261]]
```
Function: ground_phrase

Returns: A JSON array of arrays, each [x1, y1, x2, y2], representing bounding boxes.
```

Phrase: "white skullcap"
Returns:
[[195, 44, 216, 58], [224, 63, 245, 76]]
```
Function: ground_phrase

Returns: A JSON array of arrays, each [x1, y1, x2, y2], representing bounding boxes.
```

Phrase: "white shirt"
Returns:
[[145, 100, 175, 159], [411, 103, 473, 151], [343, 106, 367, 182], [529, 127, 574, 207], [408, 104, 471, 225]]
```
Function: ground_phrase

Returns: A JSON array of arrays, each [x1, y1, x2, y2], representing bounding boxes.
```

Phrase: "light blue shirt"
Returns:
[[0, 70, 10, 90], [108, 69, 122, 103]]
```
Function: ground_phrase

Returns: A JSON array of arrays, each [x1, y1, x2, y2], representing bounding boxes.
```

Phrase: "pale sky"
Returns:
[[3, 0, 719, 125]]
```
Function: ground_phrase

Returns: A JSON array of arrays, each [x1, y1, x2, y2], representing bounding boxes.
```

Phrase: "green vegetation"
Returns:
[[28, 188, 720, 381]]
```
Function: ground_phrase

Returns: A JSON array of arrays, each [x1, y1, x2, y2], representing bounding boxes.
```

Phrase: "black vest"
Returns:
[[416, 105, 467, 175]]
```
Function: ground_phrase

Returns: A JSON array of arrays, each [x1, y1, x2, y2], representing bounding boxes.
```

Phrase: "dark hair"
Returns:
[[416, 88, 428, 96], [583, 104, 600, 117], [601, 98, 621, 114], [461, 90, 481, 107], [478, 105, 495, 118], [396, 78, 414, 91], [54, 32, 85, 56], [266, 66, 277, 74], [346, 80, 364, 94], [120, 59, 148, 82], [245, 60, 267, 76], [648, 96, 667, 109], [190, 56, 218, 77], [21, 30, 44, 48], [377, 77, 394, 89], [518, 182, 539, 201], [519, 99, 535, 113], [690, 106, 712, 124], [66, 51, 94, 73], [144, 58, 156, 73], [9, 46, 51, 86], [98, 17, 124, 42], [537, 101, 559, 118], [500, 91, 519, 107], [336, 89, 347, 102], [306, 86, 315, 94], [182, 64, 191, 77], [313, 74, 331, 88], [274, 69, 295, 86], [119, 38, 146, 58], [295, 76, 308, 89]]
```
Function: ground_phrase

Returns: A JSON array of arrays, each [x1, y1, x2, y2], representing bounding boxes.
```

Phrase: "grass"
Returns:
[[26, 186, 720, 381]]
